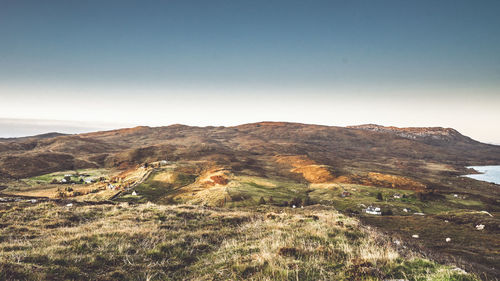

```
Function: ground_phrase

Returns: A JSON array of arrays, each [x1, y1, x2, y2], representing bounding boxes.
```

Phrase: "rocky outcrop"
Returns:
[[348, 124, 475, 143]]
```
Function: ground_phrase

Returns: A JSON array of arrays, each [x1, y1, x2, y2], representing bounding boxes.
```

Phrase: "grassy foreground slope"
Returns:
[[0, 201, 476, 281]]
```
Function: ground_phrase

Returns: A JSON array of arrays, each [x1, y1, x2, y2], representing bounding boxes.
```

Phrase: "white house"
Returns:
[[365, 206, 381, 215]]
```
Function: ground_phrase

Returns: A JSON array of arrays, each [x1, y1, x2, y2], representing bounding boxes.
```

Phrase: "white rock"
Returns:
[[66, 203, 73, 207], [292, 205, 296, 208], [475, 224, 485, 230], [30, 199, 37, 203], [132, 191, 137, 196], [445, 237, 451, 242], [412, 234, 419, 238], [444, 220, 449, 223], [452, 267, 467, 274]]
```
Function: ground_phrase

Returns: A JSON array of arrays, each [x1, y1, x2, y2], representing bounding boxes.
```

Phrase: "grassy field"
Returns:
[[27, 168, 111, 185], [362, 212, 499, 281], [116, 167, 197, 204], [2, 168, 113, 198], [308, 183, 486, 215], [2, 164, 496, 280], [0, 201, 477, 281], [224, 176, 309, 207]]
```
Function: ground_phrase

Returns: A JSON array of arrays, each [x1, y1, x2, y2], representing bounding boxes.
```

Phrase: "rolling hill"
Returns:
[[1, 122, 500, 180], [1, 122, 499, 280]]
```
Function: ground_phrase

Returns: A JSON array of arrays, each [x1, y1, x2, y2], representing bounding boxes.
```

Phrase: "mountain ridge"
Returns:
[[348, 124, 477, 144], [0, 122, 499, 180]]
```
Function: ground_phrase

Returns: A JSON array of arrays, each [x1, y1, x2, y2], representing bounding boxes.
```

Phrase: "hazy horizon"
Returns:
[[1, 1, 499, 143], [1, 117, 499, 145]]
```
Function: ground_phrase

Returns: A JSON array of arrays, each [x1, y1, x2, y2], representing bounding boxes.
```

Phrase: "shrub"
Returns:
[[304, 195, 313, 206], [376, 192, 383, 201], [416, 190, 445, 201], [258, 197, 266, 205], [56, 189, 66, 198], [382, 209, 393, 216], [290, 197, 302, 207]]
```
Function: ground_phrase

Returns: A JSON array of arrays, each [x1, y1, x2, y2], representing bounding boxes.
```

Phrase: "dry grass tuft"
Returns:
[[0, 202, 477, 281]]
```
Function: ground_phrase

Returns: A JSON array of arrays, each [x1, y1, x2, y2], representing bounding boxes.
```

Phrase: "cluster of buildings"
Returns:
[[58, 173, 96, 184]]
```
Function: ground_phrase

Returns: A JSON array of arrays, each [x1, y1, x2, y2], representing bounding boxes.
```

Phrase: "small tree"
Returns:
[[56, 188, 65, 198], [376, 192, 383, 201], [259, 196, 266, 205], [416, 192, 424, 201], [268, 196, 274, 204], [304, 195, 312, 206], [290, 197, 302, 207], [382, 209, 393, 216]]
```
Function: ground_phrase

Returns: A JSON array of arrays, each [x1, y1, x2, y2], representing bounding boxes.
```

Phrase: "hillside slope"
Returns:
[[0, 201, 477, 281], [0, 122, 499, 279], [1, 122, 499, 179]]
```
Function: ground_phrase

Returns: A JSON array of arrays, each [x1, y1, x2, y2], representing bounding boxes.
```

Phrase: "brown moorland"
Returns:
[[1, 122, 499, 280]]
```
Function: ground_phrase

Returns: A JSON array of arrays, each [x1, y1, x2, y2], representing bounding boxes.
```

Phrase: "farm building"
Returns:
[[365, 206, 381, 215]]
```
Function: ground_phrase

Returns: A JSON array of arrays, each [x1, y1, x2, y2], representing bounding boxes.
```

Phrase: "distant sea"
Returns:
[[0, 118, 129, 138], [465, 166, 500, 185]]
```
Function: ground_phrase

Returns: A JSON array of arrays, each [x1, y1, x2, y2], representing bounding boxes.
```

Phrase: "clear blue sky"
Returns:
[[1, 0, 499, 142]]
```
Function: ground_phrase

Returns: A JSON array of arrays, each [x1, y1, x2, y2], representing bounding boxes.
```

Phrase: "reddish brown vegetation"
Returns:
[[209, 175, 229, 185]]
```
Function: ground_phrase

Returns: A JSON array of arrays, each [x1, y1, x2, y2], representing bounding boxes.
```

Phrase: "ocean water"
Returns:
[[465, 166, 500, 185], [0, 118, 126, 138]]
